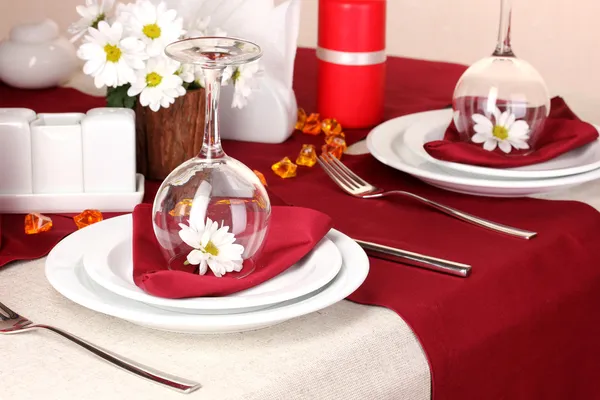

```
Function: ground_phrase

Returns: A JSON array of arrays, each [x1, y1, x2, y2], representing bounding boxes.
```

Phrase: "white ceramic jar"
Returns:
[[219, 75, 297, 143], [0, 19, 78, 89], [31, 113, 85, 194], [0, 108, 36, 194], [82, 108, 137, 193]]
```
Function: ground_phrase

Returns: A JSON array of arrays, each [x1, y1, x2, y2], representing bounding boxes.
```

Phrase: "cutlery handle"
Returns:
[[355, 239, 472, 278], [33, 325, 201, 394], [386, 191, 537, 240]]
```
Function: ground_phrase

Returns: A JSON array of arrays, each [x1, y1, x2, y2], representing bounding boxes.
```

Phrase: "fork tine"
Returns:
[[0, 302, 18, 319], [325, 153, 372, 187], [322, 153, 364, 189], [317, 155, 357, 193], [322, 154, 362, 189]]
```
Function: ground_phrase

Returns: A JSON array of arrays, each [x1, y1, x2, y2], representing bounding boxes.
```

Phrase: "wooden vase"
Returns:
[[135, 88, 205, 180]]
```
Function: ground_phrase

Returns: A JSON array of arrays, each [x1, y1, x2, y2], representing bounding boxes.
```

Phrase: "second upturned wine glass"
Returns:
[[152, 37, 270, 278], [452, 0, 550, 155]]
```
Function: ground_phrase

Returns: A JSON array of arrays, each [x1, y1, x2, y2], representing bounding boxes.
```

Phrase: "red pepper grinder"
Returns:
[[317, 0, 386, 129]]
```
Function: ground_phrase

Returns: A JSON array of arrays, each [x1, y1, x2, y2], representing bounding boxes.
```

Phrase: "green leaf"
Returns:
[[123, 95, 136, 109], [106, 84, 136, 109]]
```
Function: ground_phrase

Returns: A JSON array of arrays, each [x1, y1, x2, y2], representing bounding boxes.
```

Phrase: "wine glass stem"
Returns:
[[200, 67, 225, 159], [493, 0, 515, 57]]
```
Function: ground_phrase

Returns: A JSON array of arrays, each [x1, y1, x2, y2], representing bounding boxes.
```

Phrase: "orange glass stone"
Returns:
[[271, 156, 297, 178], [322, 142, 345, 160], [73, 209, 103, 230], [24, 212, 53, 234], [321, 118, 343, 136], [302, 113, 321, 135], [253, 194, 268, 210], [169, 199, 193, 217], [295, 108, 307, 130], [215, 199, 246, 206], [296, 144, 317, 167], [324, 135, 348, 151], [253, 170, 267, 186]]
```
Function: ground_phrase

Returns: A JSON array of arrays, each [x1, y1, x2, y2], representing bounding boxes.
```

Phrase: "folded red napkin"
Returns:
[[424, 97, 599, 168], [132, 204, 333, 298]]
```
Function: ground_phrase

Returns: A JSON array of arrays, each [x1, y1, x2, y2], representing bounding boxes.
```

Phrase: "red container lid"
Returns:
[[318, 0, 386, 53]]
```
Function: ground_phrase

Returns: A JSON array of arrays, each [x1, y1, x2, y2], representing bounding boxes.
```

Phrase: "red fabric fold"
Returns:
[[132, 204, 333, 298], [424, 97, 599, 168]]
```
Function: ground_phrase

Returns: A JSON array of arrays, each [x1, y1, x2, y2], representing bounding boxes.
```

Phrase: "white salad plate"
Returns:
[[45, 215, 369, 334], [402, 112, 600, 179], [82, 215, 343, 314], [367, 109, 600, 197]]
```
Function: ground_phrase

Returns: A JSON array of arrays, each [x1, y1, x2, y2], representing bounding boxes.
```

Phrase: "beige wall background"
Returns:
[[1, 0, 599, 124]]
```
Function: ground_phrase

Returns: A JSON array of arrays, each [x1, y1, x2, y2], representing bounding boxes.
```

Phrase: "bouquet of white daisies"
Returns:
[[70, 0, 260, 111]]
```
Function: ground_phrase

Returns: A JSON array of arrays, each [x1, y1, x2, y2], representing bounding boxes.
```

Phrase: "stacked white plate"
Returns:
[[367, 109, 600, 197], [45, 215, 369, 334]]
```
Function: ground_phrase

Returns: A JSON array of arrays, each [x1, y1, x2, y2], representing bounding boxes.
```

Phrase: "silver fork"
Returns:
[[317, 153, 537, 240], [0, 301, 201, 394]]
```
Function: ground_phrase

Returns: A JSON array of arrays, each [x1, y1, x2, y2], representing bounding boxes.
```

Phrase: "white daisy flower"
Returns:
[[114, 2, 134, 19], [176, 64, 195, 83], [178, 217, 244, 277], [77, 21, 147, 88], [231, 62, 261, 109], [127, 56, 186, 111], [184, 16, 227, 39], [68, 0, 115, 42], [124, 0, 184, 57], [471, 108, 530, 154]]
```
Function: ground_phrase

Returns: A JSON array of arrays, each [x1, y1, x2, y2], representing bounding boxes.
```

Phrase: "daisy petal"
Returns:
[[506, 113, 516, 128], [509, 120, 530, 137], [178, 226, 201, 249], [499, 111, 511, 127], [493, 107, 502, 124], [186, 249, 205, 265], [198, 260, 208, 275], [483, 139, 498, 151], [498, 140, 512, 154], [472, 114, 493, 133], [471, 132, 490, 144]]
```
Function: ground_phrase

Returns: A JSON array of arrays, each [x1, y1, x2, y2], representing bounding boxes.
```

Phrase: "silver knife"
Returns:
[[354, 239, 472, 278]]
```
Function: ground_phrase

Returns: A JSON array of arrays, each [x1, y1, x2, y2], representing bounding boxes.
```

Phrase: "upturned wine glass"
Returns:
[[452, 0, 550, 155], [152, 37, 270, 277]]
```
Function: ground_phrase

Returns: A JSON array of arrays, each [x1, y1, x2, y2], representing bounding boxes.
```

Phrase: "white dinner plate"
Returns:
[[367, 109, 600, 197], [83, 215, 343, 314], [402, 113, 600, 179], [45, 215, 369, 334]]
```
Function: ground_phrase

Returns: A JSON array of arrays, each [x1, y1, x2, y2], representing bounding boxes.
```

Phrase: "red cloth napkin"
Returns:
[[132, 204, 333, 298], [424, 97, 599, 168]]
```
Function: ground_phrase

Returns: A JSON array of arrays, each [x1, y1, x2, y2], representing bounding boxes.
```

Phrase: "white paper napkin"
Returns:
[[163, 0, 301, 90]]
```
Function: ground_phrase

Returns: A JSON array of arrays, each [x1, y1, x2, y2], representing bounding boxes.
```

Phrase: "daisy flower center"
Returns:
[[492, 125, 509, 140], [232, 69, 241, 82], [142, 23, 162, 39], [146, 72, 163, 87], [103, 44, 122, 63], [204, 241, 219, 256]]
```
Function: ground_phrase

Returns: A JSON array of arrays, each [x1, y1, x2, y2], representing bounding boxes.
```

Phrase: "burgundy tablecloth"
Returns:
[[2, 48, 600, 400]]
